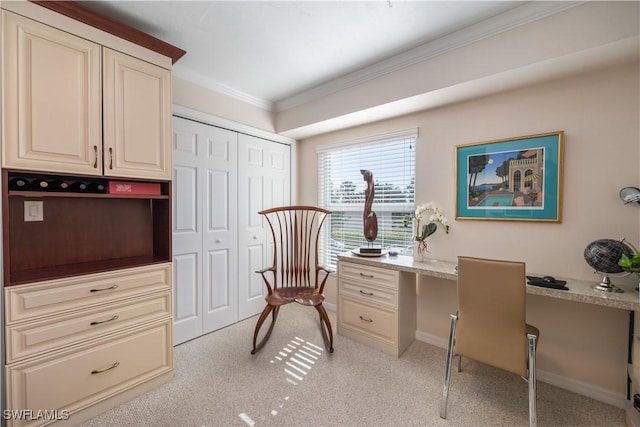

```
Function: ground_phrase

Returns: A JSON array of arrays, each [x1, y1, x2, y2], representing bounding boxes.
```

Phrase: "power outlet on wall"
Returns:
[[24, 201, 44, 222]]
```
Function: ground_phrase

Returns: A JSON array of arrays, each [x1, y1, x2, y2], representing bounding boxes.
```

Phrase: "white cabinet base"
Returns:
[[337, 261, 416, 357]]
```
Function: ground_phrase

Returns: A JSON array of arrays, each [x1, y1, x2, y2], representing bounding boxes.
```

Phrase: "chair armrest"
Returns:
[[317, 265, 333, 275], [256, 266, 276, 274], [317, 265, 333, 293]]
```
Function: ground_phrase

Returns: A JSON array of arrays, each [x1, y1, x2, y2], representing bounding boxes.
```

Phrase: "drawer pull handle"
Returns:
[[90, 284, 119, 293], [90, 315, 120, 326], [359, 290, 374, 296], [109, 147, 114, 169], [359, 315, 373, 323], [91, 361, 120, 374], [359, 273, 375, 278], [93, 145, 98, 169]]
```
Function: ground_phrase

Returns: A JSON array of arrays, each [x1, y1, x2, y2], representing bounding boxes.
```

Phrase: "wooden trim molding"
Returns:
[[29, 0, 186, 64]]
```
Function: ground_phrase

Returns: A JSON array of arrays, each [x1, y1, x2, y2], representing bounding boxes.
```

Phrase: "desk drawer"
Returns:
[[6, 264, 171, 324], [6, 319, 172, 427], [339, 296, 396, 343], [6, 292, 171, 363], [338, 262, 399, 290], [339, 278, 397, 308]]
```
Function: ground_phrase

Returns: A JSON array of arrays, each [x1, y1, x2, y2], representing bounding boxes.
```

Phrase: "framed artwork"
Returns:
[[455, 131, 564, 222]]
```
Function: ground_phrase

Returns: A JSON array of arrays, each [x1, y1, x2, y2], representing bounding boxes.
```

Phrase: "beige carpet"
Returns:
[[80, 304, 625, 426]]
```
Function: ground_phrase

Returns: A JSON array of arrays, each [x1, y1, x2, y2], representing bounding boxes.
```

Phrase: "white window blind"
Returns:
[[317, 129, 417, 268]]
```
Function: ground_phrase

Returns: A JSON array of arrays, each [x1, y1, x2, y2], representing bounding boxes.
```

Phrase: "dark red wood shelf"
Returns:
[[3, 170, 172, 287]]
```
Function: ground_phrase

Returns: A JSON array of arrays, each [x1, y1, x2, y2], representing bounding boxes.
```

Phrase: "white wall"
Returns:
[[297, 61, 639, 402]]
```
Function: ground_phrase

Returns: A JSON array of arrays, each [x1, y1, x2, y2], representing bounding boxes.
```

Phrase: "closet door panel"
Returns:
[[238, 135, 291, 320], [172, 124, 203, 344], [172, 253, 200, 344], [172, 116, 239, 341], [203, 132, 238, 333]]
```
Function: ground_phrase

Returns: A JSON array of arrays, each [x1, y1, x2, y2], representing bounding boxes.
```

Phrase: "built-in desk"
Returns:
[[336, 252, 640, 425], [337, 252, 640, 311]]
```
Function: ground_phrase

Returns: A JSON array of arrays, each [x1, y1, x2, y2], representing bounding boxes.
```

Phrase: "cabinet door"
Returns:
[[103, 48, 172, 180], [1, 11, 102, 175]]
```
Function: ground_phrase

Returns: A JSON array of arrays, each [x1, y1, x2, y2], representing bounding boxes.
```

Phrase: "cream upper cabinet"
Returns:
[[103, 48, 172, 180], [1, 10, 102, 175], [2, 11, 172, 180]]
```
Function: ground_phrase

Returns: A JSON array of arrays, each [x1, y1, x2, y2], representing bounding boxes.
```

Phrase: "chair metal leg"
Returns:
[[440, 314, 458, 419], [527, 333, 538, 427], [251, 304, 279, 354], [315, 303, 334, 353]]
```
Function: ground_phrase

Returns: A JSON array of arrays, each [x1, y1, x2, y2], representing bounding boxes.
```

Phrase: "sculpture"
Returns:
[[361, 170, 379, 249]]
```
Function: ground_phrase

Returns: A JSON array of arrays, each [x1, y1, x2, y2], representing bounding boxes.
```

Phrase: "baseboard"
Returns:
[[415, 330, 626, 409]]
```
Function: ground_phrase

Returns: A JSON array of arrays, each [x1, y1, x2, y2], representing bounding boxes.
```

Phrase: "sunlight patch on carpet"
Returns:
[[238, 336, 324, 423], [238, 412, 255, 427]]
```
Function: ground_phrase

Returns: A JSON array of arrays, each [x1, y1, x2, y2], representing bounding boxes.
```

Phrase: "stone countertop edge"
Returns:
[[337, 252, 640, 312]]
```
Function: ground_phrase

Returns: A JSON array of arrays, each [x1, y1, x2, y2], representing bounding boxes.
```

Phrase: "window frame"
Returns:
[[317, 129, 417, 268]]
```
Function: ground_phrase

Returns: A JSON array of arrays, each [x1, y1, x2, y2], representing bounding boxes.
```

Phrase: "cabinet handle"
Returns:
[[93, 145, 98, 169], [109, 147, 113, 169], [91, 361, 120, 374], [90, 284, 119, 293], [359, 290, 374, 296], [90, 315, 119, 326], [359, 273, 374, 278], [359, 315, 373, 323]]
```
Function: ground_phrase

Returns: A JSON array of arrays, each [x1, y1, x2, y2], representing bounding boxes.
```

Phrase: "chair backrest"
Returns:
[[455, 256, 528, 377], [259, 206, 331, 290]]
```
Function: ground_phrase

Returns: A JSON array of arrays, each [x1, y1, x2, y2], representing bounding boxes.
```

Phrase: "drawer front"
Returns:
[[339, 296, 396, 343], [338, 262, 399, 290], [6, 263, 171, 324], [6, 319, 172, 425], [339, 277, 397, 308], [6, 292, 171, 363]]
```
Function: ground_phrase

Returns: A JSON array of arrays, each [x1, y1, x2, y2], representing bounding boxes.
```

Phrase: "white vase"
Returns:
[[412, 240, 429, 262]]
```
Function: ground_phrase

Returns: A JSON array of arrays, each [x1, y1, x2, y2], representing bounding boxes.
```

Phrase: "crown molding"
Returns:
[[172, 105, 295, 146], [171, 64, 275, 111], [274, 1, 585, 112]]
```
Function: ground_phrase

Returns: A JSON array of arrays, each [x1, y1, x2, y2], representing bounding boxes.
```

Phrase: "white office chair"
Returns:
[[440, 256, 539, 427]]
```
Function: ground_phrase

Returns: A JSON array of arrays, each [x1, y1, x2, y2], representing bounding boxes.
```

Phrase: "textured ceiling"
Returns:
[[79, 1, 527, 108]]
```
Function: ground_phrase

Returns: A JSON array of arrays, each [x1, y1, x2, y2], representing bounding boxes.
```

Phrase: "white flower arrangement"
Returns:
[[404, 202, 450, 254]]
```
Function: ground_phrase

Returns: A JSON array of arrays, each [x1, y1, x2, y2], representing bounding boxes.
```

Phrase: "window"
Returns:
[[317, 129, 417, 268]]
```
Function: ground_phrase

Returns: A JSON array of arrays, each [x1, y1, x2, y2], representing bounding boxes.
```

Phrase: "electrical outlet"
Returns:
[[24, 201, 43, 222]]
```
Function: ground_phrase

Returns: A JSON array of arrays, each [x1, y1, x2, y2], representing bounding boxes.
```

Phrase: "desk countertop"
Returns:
[[337, 252, 640, 312]]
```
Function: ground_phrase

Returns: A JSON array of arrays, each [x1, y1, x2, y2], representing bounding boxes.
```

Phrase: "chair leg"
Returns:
[[527, 333, 538, 427], [440, 314, 458, 419], [251, 304, 279, 355], [315, 303, 334, 353]]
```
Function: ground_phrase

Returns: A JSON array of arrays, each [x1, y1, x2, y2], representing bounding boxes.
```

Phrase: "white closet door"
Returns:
[[172, 118, 203, 345], [172, 116, 238, 345], [202, 125, 238, 334], [238, 134, 291, 320]]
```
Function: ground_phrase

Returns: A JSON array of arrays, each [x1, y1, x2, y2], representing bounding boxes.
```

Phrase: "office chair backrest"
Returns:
[[260, 205, 330, 290], [455, 256, 528, 377]]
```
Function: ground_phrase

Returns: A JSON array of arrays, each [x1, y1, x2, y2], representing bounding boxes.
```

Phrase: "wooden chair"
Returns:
[[441, 256, 540, 427], [250, 206, 334, 355]]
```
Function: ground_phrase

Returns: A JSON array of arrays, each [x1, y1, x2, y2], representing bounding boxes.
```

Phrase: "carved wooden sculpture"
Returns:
[[361, 169, 378, 243]]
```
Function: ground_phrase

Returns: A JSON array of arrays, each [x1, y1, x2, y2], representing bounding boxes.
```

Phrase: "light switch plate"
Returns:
[[24, 201, 43, 222]]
